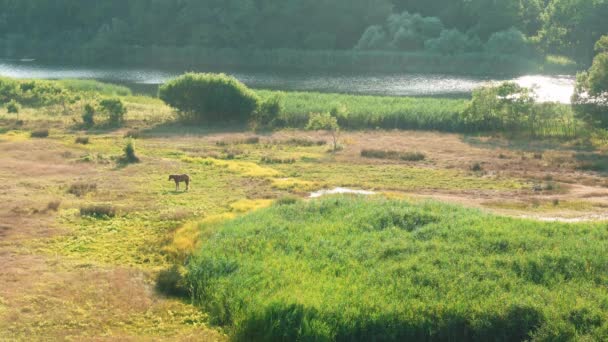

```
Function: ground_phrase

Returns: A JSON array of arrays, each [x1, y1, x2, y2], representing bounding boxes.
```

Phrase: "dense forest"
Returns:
[[0, 0, 606, 70]]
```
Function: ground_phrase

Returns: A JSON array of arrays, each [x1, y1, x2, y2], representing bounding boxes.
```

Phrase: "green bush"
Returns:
[[99, 98, 127, 126], [159, 73, 260, 124], [82, 103, 96, 127], [156, 265, 189, 298], [6, 100, 20, 114], [121, 139, 139, 164], [254, 94, 283, 128]]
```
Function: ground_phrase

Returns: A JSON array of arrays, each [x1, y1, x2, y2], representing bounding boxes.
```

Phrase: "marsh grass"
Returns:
[[188, 196, 608, 341], [79, 204, 116, 218]]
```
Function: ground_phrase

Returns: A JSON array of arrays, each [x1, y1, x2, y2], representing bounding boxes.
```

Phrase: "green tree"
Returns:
[[485, 28, 530, 56], [573, 39, 608, 127], [464, 82, 536, 132], [306, 112, 340, 152]]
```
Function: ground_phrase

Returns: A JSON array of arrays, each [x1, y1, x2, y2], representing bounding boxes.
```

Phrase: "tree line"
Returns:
[[0, 0, 606, 66]]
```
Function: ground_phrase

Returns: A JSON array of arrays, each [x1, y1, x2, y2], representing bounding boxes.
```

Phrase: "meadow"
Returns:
[[1, 77, 608, 340]]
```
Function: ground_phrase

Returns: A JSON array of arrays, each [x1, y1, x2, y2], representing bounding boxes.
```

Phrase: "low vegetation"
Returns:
[[79, 204, 117, 218], [75, 136, 90, 144], [188, 196, 608, 341], [361, 149, 426, 161], [30, 129, 49, 138], [68, 182, 98, 197]]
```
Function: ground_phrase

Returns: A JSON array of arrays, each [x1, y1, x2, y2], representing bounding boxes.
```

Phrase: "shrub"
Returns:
[[75, 136, 90, 145], [82, 104, 96, 127], [121, 139, 139, 164], [99, 98, 127, 126], [159, 73, 260, 124], [68, 182, 97, 197], [80, 204, 116, 218], [6, 100, 20, 114], [254, 94, 283, 128], [30, 129, 49, 138], [156, 265, 189, 298]]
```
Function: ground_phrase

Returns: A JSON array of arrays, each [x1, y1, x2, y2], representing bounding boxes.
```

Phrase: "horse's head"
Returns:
[[168, 175, 174, 181]]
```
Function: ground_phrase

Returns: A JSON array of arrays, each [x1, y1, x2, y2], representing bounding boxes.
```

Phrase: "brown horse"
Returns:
[[168, 174, 190, 191]]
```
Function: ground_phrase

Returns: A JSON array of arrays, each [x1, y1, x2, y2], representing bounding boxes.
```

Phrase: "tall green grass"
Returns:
[[188, 196, 608, 341], [258, 90, 469, 131], [56, 79, 132, 96]]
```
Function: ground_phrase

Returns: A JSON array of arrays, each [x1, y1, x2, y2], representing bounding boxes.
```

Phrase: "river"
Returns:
[[0, 61, 575, 103]]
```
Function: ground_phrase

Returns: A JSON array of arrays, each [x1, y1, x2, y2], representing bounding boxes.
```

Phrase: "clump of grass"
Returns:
[[470, 162, 483, 172], [261, 156, 296, 164], [188, 196, 608, 341], [124, 129, 141, 139], [68, 182, 97, 197], [216, 137, 260, 146], [79, 204, 116, 218], [30, 129, 49, 138], [156, 265, 189, 298], [274, 195, 301, 206], [45, 200, 61, 212], [361, 149, 426, 162], [75, 136, 90, 144]]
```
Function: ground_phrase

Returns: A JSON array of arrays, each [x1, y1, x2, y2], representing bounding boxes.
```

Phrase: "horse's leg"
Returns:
[[175, 181, 179, 191]]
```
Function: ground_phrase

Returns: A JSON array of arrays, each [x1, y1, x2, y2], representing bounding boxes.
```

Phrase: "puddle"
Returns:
[[310, 187, 376, 198]]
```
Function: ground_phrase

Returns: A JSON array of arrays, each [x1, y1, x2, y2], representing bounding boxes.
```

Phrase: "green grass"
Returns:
[[258, 90, 469, 131], [56, 79, 132, 96], [188, 196, 608, 341]]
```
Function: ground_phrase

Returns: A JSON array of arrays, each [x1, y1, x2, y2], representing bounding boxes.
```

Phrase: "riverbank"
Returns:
[[4, 46, 580, 78]]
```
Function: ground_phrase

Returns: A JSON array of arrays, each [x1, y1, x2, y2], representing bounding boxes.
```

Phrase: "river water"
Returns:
[[0, 61, 575, 103]]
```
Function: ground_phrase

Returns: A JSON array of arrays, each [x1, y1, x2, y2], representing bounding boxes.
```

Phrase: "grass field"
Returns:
[[1, 78, 608, 340], [188, 196, 608, 341]]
